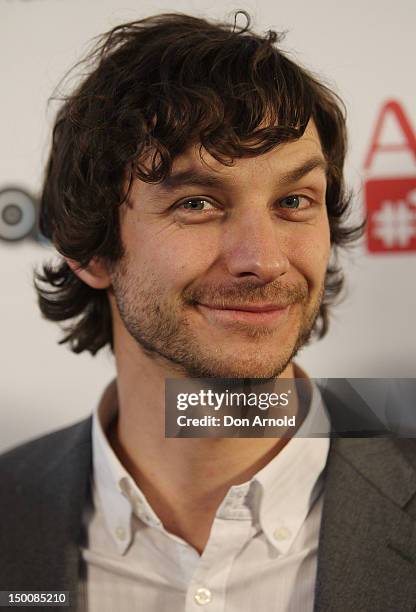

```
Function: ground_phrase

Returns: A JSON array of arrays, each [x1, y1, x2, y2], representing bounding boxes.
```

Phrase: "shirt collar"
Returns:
[[92, 381, 133, 554], [92, 373, 330, 555], [92, 381, 163, 554], [249, 379, 330, 554]]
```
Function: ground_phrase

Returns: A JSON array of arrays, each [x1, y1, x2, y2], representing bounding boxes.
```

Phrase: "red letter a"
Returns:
[[364, 100, 416, 171]]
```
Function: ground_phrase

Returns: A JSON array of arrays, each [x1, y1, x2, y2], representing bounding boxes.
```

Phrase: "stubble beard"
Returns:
[[111, 263, 324, 379]]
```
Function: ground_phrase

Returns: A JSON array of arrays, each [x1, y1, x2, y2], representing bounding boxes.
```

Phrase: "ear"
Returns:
[[65, 256, 112, 290]]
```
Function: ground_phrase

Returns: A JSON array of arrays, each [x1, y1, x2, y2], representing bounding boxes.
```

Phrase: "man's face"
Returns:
[[109, 120, 330, 378]]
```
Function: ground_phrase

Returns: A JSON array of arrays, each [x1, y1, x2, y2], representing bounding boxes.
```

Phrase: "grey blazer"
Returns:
[[1, 385, 416, 612]]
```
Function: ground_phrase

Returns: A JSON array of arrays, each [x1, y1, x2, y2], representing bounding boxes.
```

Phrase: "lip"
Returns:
[[196, 302, 290, 326], [200, 303, 287, 312]]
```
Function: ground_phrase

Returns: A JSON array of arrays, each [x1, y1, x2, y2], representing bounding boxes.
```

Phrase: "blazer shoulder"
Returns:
[[0, 416, 92, 486], [0, 417, 93, 595]]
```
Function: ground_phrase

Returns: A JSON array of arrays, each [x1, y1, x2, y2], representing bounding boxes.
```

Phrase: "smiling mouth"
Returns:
[[196, 302, 291, 326], [199, 302, 289, 312]]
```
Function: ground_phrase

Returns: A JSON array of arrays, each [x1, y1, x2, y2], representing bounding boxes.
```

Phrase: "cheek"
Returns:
[[287, 220, 331, 285], [133, 225, 216, 289]]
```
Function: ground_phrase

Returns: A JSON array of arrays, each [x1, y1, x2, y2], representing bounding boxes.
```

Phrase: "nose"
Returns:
[[222, 209, 290, 284]]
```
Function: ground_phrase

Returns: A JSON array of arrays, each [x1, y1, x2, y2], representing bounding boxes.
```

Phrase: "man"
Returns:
[[1, 11, 416, 612]]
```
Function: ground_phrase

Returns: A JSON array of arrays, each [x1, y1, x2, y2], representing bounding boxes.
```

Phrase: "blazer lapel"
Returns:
[[314, 436, 416, 611], [0, 417, 92, 612]]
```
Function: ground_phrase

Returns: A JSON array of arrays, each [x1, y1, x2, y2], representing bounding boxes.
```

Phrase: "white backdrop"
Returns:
[[1, 0, 415, 452]]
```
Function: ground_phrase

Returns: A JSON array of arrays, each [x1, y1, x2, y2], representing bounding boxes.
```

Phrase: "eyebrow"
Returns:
[[156, 155, 328, 193]]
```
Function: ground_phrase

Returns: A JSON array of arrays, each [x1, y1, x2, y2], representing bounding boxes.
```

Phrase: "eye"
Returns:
[[279, 195, 311, 210], [177, 198, 215, 212]]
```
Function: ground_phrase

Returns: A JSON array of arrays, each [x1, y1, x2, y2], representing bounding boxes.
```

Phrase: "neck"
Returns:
[[104, 334, 307, 553]]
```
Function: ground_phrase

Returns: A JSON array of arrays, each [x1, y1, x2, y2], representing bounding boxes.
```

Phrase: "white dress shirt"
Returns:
[[79, 379, 330, 612]]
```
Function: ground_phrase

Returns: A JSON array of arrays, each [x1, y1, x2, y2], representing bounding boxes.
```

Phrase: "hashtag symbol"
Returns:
[[373, 200, 416, 248]]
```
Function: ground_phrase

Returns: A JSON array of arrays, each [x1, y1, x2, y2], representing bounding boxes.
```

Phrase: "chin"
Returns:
[[226, 364, 290, 379], [185, 354, 293, 379]]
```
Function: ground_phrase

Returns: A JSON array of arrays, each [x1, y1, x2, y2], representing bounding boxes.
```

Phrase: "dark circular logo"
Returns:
[[0, 188, 36, 241], [2, 203, 23, 226]]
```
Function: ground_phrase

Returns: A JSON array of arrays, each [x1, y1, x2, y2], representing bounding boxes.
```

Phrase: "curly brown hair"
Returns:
[[35, 10, 363, 355]]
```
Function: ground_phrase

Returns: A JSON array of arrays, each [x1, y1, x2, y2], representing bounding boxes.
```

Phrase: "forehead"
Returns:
[[170, 119, 324, 175], [151, 120, 326, 196]]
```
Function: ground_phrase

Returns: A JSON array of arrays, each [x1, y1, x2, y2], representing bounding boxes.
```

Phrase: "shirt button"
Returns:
[[273, 526, 291, 541], [115, 526, 126, 540], [194, 587, 212, 605]]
